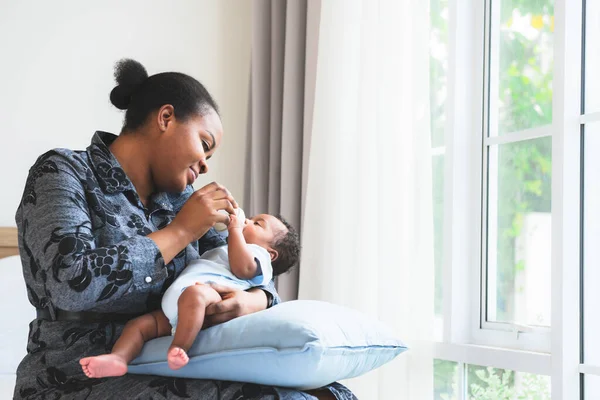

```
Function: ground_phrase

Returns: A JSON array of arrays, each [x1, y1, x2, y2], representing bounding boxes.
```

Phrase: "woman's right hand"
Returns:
[[149, 182, 237, 264], [170, 181, 238, 242]]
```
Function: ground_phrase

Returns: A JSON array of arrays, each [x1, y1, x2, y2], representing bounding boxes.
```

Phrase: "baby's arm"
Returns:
[[227, 214, 258, 280]]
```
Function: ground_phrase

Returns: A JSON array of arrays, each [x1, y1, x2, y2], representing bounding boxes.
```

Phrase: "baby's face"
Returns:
[[242, 214, 287, 249]]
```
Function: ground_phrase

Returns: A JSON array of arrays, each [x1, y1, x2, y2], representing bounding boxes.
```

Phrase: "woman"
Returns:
[[14, 59, 355, 400]]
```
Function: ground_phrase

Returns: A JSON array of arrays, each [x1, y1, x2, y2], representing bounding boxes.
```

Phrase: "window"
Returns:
[[433, 359, 551, 399], [466, 364, 550, 399], [434, 359, 459, 399], [429, 0, 583, 397], [482, 0, 553, 334]]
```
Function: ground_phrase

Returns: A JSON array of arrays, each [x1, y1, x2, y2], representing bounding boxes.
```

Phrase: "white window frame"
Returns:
[[551, 0, 582, 397], [432, 0, 584, 398], [578, 3, 600, 396], [478, 0, 552, 349]]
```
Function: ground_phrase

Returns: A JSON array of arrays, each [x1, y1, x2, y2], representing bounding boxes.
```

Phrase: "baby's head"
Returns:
[[242, 214, 300, 276]]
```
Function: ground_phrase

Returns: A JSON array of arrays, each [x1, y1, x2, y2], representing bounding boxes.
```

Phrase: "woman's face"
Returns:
[[151, 107, 223, 193]]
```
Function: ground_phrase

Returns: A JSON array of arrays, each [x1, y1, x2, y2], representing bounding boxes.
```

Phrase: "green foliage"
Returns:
[[435, 359, 458, 400], [468, 367, 551, 400], [469, 367, 515, 400], [434, 362, 551, 399], [517, 373, 552, 399], [493, 0, 553, 322]]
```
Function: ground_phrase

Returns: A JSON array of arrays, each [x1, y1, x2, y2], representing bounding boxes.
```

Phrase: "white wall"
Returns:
[[0, 0, 252, 226]]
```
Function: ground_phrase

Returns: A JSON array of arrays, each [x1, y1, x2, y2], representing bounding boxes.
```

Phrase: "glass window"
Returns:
[[485, 137, 552, 326], [467, 364, 551, 399], [484, 0, 554, 329], [488, 0, 554, 136], [433, 362, 552, 399], [434, 359, 459, 400]]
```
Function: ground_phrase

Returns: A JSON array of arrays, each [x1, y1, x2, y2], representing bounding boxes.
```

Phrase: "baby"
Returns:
[[80, 212, 299, 378]]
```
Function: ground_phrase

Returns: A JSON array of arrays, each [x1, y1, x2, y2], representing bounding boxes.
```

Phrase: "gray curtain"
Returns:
[[244, 0, 316, 301]]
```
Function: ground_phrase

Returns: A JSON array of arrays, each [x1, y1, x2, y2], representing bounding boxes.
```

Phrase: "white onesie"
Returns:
[[161, 244, 273, 330]]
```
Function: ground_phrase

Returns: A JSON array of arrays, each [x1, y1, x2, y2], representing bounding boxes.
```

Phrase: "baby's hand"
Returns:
[[228, 212, 244, 230]]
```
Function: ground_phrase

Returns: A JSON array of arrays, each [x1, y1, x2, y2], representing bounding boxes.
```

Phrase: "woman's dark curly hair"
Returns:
[[109, 58, 219, 132]]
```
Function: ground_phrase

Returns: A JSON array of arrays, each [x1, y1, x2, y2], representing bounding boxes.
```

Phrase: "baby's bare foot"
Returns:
[[79, 354, 127, 378], [167, 346, 189, 370]]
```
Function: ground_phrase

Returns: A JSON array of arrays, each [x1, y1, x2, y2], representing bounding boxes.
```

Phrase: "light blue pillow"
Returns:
[[128, 300, 407, 390]]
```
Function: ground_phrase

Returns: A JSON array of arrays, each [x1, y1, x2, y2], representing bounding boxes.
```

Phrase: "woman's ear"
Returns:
[[157, 104, 175, 132], [268, 248, 279, 262]]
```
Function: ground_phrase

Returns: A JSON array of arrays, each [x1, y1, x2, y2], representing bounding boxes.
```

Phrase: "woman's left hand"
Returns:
[[203, 283, 268, 327]]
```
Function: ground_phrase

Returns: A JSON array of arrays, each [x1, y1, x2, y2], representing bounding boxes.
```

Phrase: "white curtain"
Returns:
[[298, 0, 435, 398]]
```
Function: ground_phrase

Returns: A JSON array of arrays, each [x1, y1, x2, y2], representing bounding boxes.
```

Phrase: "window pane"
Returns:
[[486, 137, 552, 326], [430, 0, 448, 148], [434, 359, 458, 400], [585, 0, 600, 113], [584, 124, 600, 364], [467, 365, 550, 399], [489, 0, 554, 136], [585, 374, 600, 399]]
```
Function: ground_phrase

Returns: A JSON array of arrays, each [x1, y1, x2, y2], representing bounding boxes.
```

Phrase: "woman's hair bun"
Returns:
[[109, 59, 149, 110]]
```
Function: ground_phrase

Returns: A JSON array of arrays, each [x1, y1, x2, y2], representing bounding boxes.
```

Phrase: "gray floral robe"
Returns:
[[13, 131, 356, 400]]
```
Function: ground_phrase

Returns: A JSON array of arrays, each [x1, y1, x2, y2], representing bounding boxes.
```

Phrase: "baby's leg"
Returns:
[[80, 310, 171, 378], [168, 284, 222, 370]]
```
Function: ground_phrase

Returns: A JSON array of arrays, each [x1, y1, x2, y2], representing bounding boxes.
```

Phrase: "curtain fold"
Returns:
[[245, 0, 308, 301]]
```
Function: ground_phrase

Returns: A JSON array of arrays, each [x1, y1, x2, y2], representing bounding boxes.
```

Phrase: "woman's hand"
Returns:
[[171, 181, 238, 242], [203, 283, 268, 327], [149, 182, 237, 264]]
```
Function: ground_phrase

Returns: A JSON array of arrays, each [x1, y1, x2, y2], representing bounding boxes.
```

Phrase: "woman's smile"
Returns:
[[188, 167, 198, 185]]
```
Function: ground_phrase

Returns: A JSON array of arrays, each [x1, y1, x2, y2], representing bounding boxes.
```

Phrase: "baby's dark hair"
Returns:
[[271, 215, 300, 276], [109, 59, 219, 132]]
